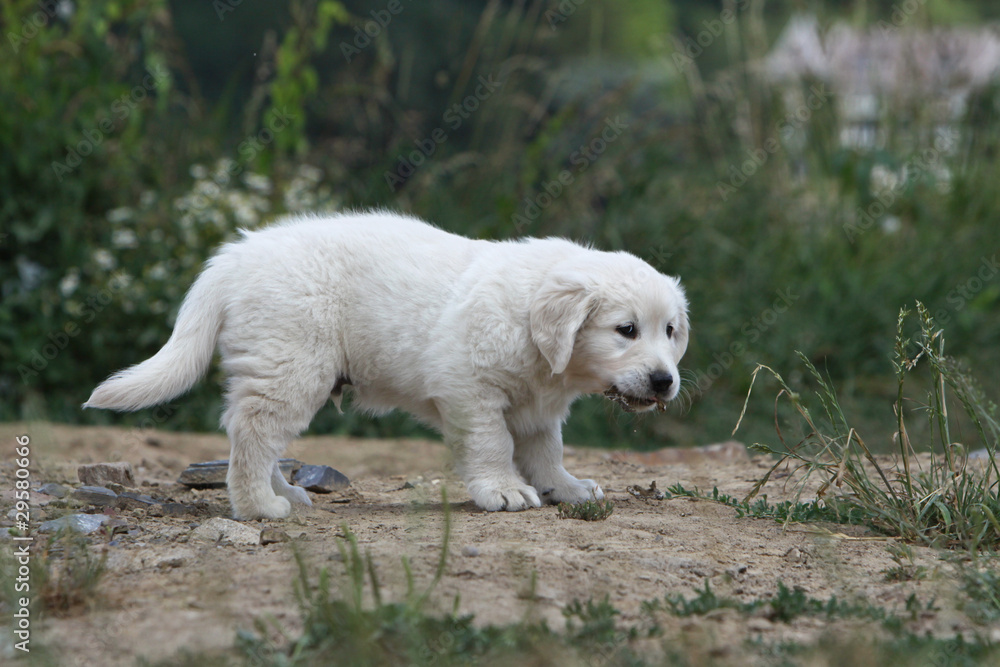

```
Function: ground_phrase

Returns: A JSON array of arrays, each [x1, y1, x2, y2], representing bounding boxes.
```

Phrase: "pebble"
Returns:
[[73, 485, 119, 507], [116, 491, 159, 510], [191, 517, 261, 546], [178, 458, 303, 489], [462, 545, 481, 557], [260, 528, 291, 545], [78, 462, 136, 488], [39, 513, 110, 534], [38, 482, 69, 498], [293, 465, 350, 493]]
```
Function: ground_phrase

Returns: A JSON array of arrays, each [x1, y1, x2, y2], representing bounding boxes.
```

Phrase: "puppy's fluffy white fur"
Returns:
[[85, 212, 689, 519]]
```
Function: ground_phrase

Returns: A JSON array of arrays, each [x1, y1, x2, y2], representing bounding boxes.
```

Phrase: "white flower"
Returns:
[[140, 190, 157, 208], [244, 172, 272, 194], [93, 249, 116, 270], [189, 164, 208, 180], [106, 207, 134, 224], [148, 263, 168, 281], [111, 229, 138, 249], [59, 270, 80, 297], [297, 164, 323, 182]]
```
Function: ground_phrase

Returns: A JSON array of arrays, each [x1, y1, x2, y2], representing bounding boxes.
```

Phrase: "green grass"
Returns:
[[0, 529, 108, 617], [731, 303, 1000, 550], [556, 498, 615, 521]]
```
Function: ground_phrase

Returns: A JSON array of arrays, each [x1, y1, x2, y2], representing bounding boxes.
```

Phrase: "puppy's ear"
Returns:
[[530, 271, 596, 375]]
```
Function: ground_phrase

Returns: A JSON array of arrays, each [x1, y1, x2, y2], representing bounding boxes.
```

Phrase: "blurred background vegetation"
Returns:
[[1, 0, 999, 452]]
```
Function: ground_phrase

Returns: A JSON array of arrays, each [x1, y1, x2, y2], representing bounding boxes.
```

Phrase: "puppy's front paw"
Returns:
[[467, 478, 542, 512], [233, 494, 292, 520], [542, 478, 604, 505]]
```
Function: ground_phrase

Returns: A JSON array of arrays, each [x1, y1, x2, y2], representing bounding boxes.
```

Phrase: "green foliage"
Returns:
[[557, 498, 615, 521], [5, 0, 1000, 457], [735, 303, 1000, 550], [962, 565, 1000, 623], [0, 529, 107, 616], [652, 579, 903, 626]]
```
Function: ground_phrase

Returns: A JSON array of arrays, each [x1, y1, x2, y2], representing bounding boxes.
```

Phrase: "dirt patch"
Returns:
[[0, 422, 977, 665]]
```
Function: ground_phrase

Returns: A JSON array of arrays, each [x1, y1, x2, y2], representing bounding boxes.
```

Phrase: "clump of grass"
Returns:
[[556, 499, 614, 521], [650, 579, 909, 627], [961, 566, 1000, 624], [0, 530, 108, 617], [239, 489, 632, 665], [883, 543, 928, 583], [663, 482, 870, 525], [734, 302, 1000, 550]]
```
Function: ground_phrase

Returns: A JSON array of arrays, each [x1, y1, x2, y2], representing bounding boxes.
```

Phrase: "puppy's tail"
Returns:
[[84, 260, 225, 412]]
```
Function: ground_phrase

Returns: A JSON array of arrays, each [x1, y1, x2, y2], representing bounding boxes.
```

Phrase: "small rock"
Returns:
[[461, 545, 481, 557], [117, 491, 158, 510], [783, 547, 807, 564], [178, 458, 303, 489], [293, 465, 350, 493], [147, 505, 164, 518], [78, 462, 135, 488], [39, 513, 110, 534], [73, 485, 119, 506], [260, 528, 291, 545], [192, 517, 261, 546], [38, 483, 69, 499], [160, 503, 196, 517]]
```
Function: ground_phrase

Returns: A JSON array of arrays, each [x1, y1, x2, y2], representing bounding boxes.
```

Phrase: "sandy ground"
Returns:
[[0, 422, 981, 665]]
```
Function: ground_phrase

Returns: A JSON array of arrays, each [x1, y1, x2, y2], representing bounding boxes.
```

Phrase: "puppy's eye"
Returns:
[[666, 324, 674, 339], [616, 323, 637, 339]]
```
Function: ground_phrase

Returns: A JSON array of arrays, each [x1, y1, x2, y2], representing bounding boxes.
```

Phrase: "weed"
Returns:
[[557, 498, 614, 521], [239, 490, 632, 666], [883, 543, 929, 582], [733, 303, 1000, 550], [0, 529, 108, 617], [961, 566, 1000, 623]]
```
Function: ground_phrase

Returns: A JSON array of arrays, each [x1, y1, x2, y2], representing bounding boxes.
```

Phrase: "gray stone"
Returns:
[[116, 491, 159, 510], [293, 465, 350, 493], [73, 485, 118, 506], [38, 482, 69, 498], [178, 458, 303, 489], [192, 517, 261, 545], [78, 462, 135, 487], [260, 528, 291, 545], [39, 513, 110, 534], [160, 503, 197, 517], [461, 545, 481, 557]]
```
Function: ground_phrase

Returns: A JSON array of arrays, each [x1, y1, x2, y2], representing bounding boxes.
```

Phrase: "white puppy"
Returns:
[[85, 211, 689, 519]]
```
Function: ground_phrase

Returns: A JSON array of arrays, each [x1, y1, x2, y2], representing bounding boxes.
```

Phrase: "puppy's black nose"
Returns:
[[649, 371, 673, 394]]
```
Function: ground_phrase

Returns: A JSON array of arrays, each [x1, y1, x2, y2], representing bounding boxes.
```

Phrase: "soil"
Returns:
[[0, 422, 984, 665]]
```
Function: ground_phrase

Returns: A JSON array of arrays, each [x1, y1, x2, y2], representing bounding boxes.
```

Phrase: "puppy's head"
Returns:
[[530, 251, 688, 411]]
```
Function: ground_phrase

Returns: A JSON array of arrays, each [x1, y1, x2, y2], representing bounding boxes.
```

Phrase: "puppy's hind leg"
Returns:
[[223, 379, 327, 520], [272, 462, 312, 507]]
